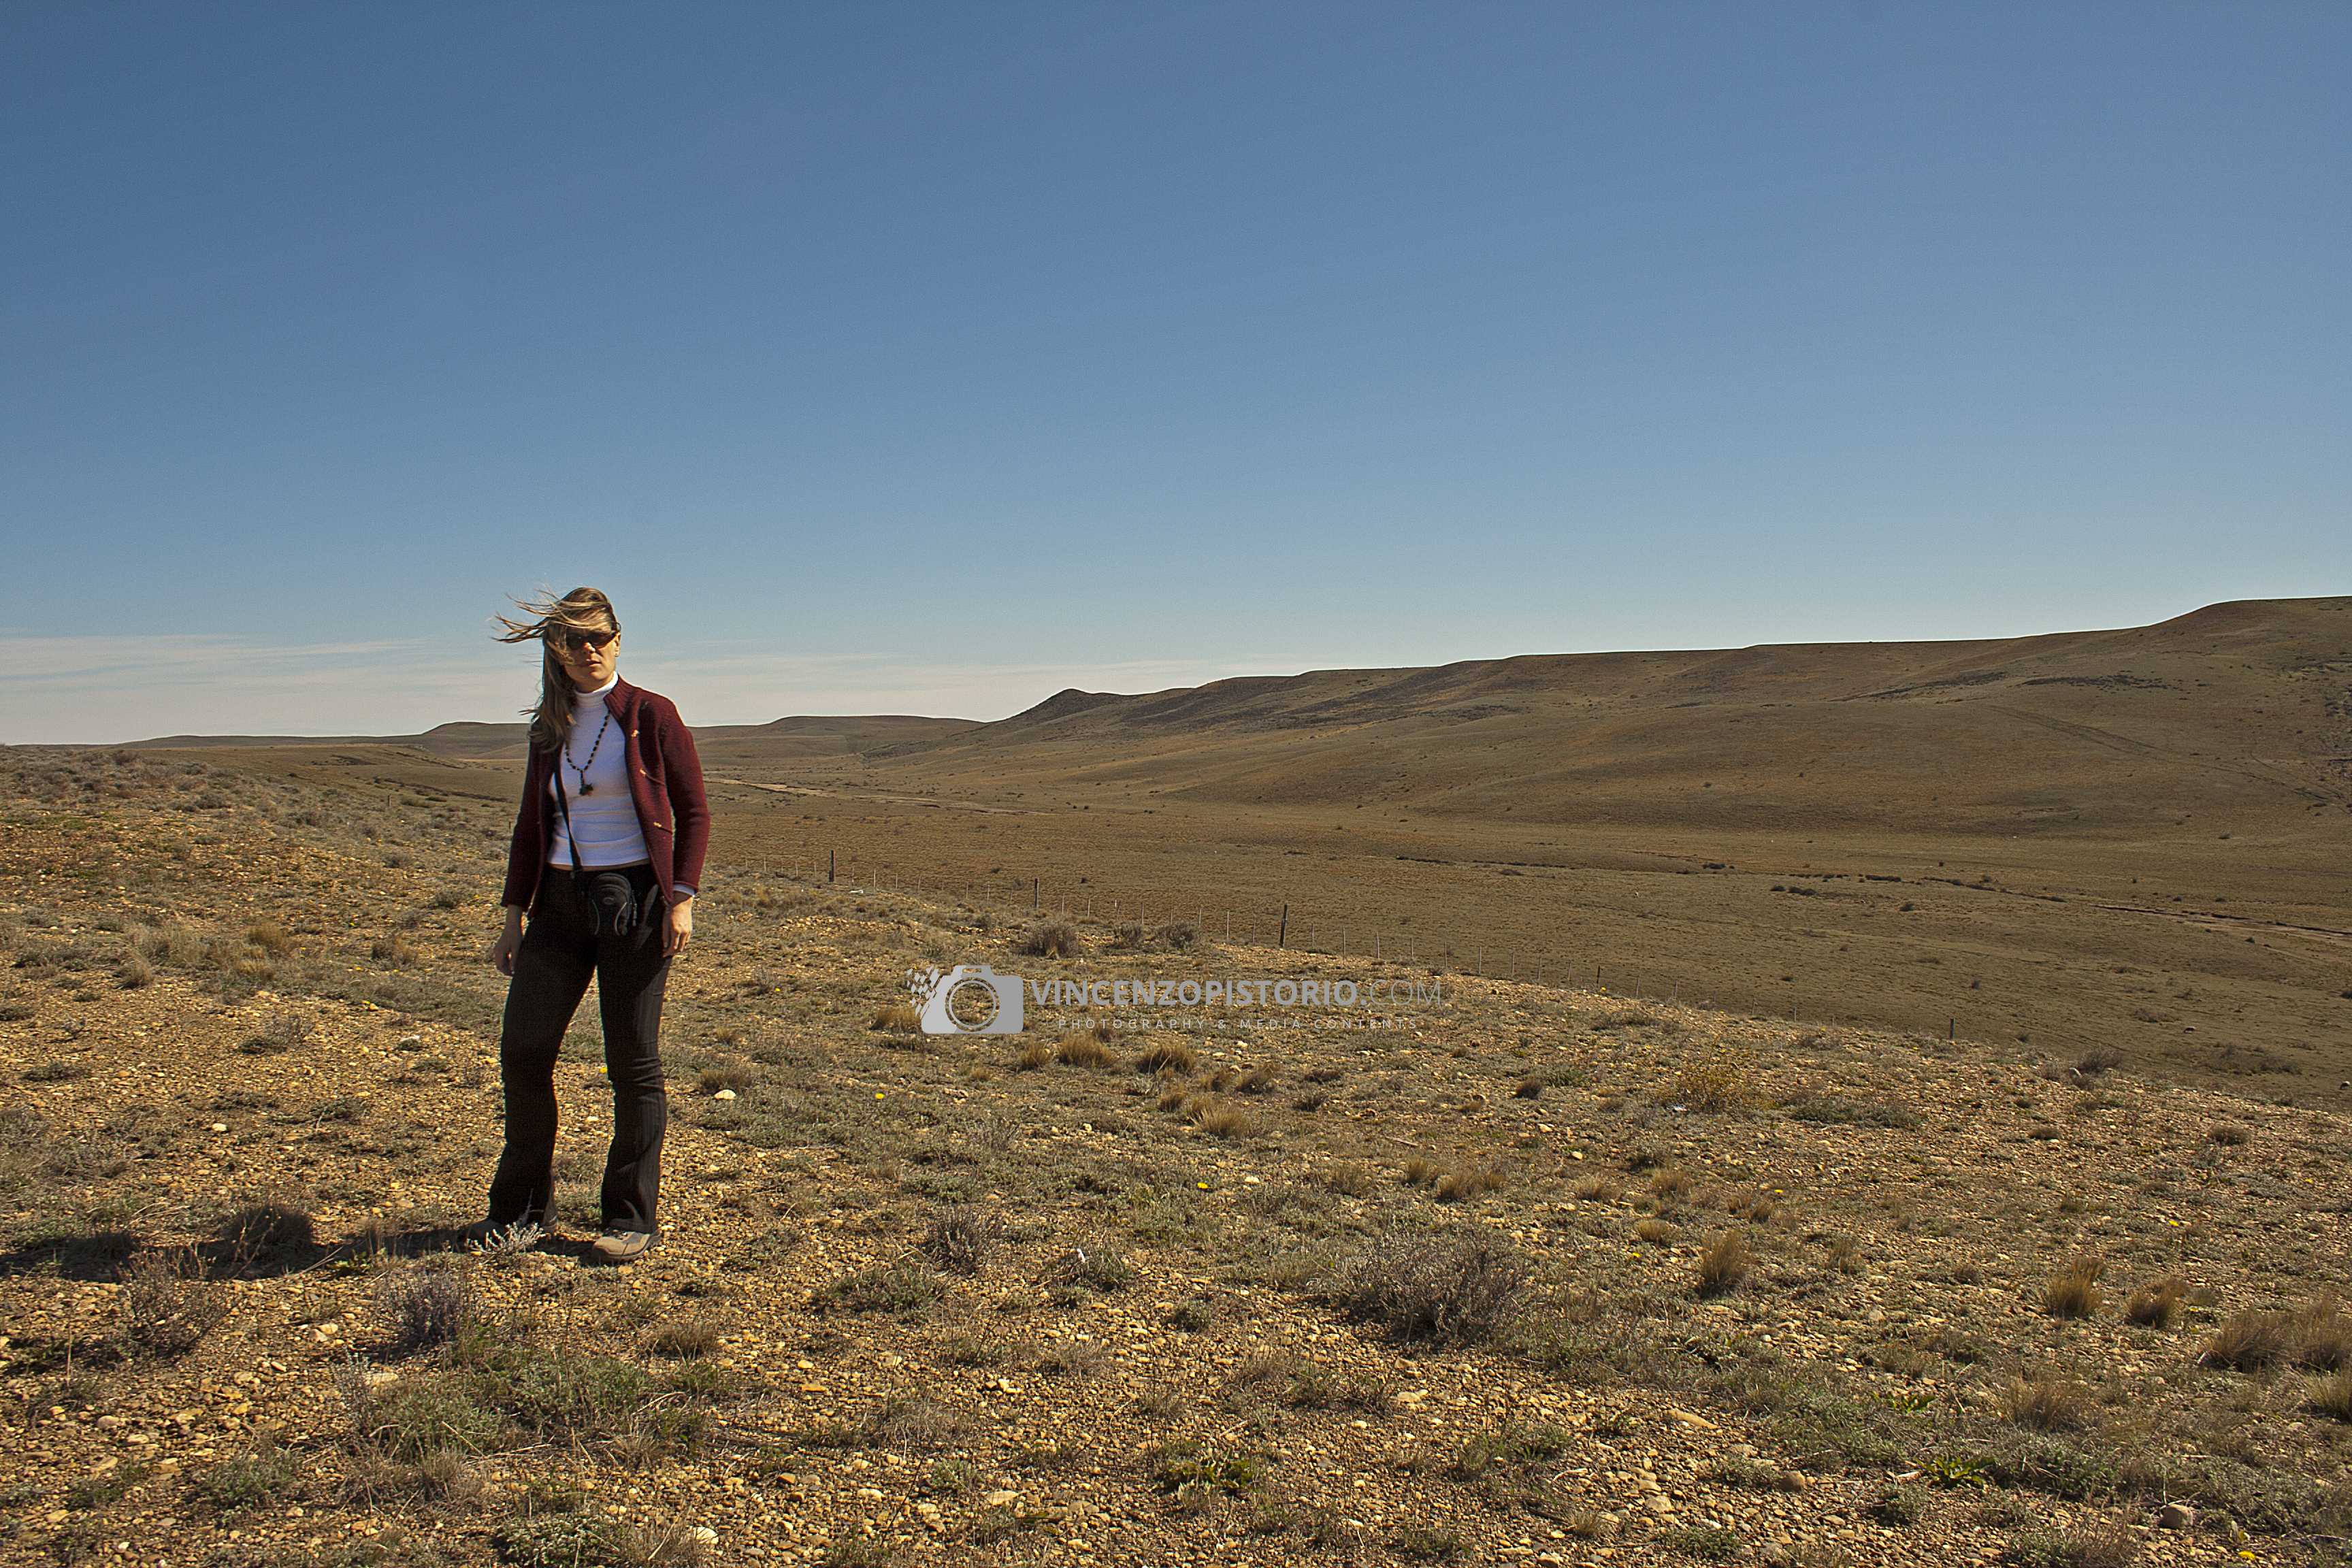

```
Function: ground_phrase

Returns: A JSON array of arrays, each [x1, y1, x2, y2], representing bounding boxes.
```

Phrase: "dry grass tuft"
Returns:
[[868, 1002, 921, 1034], [2202, 1309, 2295, 1372], [1054, 1028, 1120, 1069], [1016, 1041, 1053, 1071], [1434, 1166, 1506, 1203], [1130, 1039, 1197, 1075], [2005, 1375, 2095, 1432], [1648, 1167, 1696, 1203], [2308, 1369, 2352, 1423], [2041, 1256, 2104, 1319], [1189, 1102, 1257, 1140], [1694, 1229, 1753, 1298], [2294, 1296, 2351, 1371], [644, 1316, 723, 1359], [2123, 1277, 2185, 1330]]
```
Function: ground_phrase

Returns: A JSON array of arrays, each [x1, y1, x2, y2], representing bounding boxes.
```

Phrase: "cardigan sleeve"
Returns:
[[499, 748, 544, 910], [659, 700, 711, 896]]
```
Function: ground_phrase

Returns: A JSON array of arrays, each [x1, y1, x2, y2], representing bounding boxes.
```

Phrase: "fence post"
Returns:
[[828, 849, 835, 884], [1277, 904, 1288, 949]]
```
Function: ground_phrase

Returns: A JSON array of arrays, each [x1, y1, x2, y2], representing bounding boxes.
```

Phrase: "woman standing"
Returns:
[[474, 587, 710, 1262]]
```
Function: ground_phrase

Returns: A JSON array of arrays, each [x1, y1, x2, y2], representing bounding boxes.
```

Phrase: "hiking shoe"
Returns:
[[591, 1229, 654, 1263]]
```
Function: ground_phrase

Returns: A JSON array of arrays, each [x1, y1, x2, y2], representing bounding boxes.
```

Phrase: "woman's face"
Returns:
[[552, 621, 621, 690]]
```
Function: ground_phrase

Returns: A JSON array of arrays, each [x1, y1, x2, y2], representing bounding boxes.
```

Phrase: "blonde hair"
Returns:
[[493, 587, 620, 754]]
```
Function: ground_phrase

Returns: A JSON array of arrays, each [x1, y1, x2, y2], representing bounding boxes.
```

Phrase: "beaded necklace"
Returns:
[[565, 706, 614, 796]]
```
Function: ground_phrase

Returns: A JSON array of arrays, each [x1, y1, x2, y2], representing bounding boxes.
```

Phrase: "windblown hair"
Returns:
[[493, 587, 619, 754]]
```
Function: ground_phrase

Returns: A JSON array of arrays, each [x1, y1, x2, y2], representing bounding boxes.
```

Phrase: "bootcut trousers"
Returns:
[[486, 861, 670, 1233]]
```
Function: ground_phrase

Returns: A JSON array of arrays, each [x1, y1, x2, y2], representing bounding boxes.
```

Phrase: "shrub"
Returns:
[[1672, 1056, 1758, 1113], [348, 1373, 503, 1462], [921, 1205, 1004, 1276], [2207, 1121, 2251, 1147], [2041, 1256, 2103, 1319], [1332, 1226, 1528, 1345], [695, 1063, 756, 1092], [864, 1394, 968, 1450], [1152, 921, 1201, 951], [195, 1440, 302, 1510], [493, 1352, 702, 1453], [811, 1258, 940, 1317], [377, 1260, 472, 1354], [118, 1250, 226, 1356], [494, 1509, 709, 1568], [370, 934, 419, 966], [1144, 1438, 1262, 1496], [1695, 1230, 1752, 1298], [1019, 923, 1084, 959], [644, 1317, 722, 1358], [1043, 1244, 1134, 1293], [2004, 1526, 2138, 1568], [1451, 1417, 1571, 1480]]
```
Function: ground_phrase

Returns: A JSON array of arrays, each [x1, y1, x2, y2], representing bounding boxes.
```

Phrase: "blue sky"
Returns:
[[3, 2, 2346, 742]]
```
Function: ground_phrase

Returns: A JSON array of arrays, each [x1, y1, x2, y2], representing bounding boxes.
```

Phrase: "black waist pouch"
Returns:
[[555, 773, 659, 938]]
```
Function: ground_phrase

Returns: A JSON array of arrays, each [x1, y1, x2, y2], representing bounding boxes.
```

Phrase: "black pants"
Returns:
[[487, 862, 670, 1233]]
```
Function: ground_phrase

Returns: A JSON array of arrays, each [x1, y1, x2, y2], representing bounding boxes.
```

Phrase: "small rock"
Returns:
[[689, 1527, 719, 1546], [985, 1490, 1020, 1507], [713, 1088, 738, 1101], [210, 1123, 229, 1133], [2157, 1503, 2196, 1531]]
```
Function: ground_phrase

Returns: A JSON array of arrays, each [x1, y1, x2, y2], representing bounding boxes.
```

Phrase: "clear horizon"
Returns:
[[4, 3, 2347, 745]]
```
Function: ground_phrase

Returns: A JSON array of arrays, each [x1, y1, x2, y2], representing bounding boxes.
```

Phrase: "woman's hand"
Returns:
[[664, 894, 694, 958], [489, 906, 525, 976]]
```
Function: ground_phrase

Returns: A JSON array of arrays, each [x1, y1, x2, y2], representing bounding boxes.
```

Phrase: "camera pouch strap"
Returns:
[[554, 767, 653, 936], [553, 766, 591, 909]]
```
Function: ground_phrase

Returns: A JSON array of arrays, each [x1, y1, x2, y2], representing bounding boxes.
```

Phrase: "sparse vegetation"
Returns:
[[2041, 1256, 2104, 1319], [1331, 1226, 1528, 1345], [1, 740, 2345, 1564]]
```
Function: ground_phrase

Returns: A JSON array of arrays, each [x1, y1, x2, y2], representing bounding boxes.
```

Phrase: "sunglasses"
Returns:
[[553, 627, 619, 651]]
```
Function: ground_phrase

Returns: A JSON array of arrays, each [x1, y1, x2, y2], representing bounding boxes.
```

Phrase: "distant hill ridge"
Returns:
[[122, 599, 2352, 826]]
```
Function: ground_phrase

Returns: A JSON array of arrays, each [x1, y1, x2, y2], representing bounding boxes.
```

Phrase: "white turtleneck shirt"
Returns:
[[546, 674, 653, 872]]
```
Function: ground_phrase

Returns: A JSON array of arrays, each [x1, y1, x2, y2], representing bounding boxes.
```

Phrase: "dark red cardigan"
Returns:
[[500, 678, 710, 913]]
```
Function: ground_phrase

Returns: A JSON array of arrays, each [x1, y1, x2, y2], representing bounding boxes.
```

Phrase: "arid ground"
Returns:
[[3, 599, 2351, 1565]]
